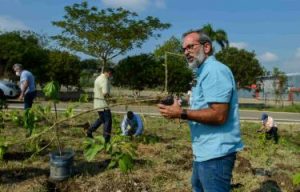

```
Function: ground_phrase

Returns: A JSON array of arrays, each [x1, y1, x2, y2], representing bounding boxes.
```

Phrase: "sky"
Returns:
[[0, 0, 299, 73]]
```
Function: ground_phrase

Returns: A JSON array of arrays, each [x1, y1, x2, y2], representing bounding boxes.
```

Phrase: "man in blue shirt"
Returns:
[[121, 111, 143, 136], [13, 64, 36, 109], [158, 29, 243, 192]]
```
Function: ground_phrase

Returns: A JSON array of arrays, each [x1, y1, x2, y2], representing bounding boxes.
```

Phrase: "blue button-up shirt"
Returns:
[[189, 56, 243, 162]]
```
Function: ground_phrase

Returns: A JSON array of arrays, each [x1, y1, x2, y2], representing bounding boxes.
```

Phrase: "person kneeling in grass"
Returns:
[[121, 111, 143, 136]]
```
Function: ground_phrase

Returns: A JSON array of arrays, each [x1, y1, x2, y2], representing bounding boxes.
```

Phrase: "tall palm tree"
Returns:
[[201, 24, 229, 49]]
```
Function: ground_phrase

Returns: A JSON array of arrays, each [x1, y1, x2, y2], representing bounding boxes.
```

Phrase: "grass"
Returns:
[[0, 108, 299, 192]]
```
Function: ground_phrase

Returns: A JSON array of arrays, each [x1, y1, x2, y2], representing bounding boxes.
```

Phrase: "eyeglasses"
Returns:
[[182, 43, 201, 52]]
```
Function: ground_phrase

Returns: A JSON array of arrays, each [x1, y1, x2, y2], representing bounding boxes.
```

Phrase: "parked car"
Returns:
[[0, 80, 21, 98]]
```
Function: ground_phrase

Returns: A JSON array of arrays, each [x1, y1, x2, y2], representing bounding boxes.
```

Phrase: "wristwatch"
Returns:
[[181, 109, 188, 120]]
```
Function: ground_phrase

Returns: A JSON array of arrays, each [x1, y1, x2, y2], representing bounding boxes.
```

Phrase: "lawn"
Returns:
[[0, 104, 300, 192]]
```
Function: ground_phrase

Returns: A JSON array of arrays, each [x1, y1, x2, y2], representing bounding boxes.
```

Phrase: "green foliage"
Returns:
[[83, 135, 137, 173], [215, 47, 264, 88], [153, 37, 193, 93], [79, 93, 89, 103], [83, 136, 106, 161], [64, 105, 75, 118], [43, 81, 60, 119], [201, 24, 229, 49], [46, 50, 81, 88], [0, 136, 8, 160], [43, 81, 60, 102], [31, 104, 52, 122], [108, 136, 136, 173], [292, 173, 300, 186], [24, 108, 37, 136], [9, 110, 23, 126], [0, 30, 48, 81], [114, 54, 164, 90], [154, 36, 182, 58], [52, 1, 170, 67]]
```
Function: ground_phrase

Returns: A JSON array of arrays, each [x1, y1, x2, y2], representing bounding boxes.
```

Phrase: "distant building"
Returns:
[[238, 73, 300, 101], [258, 73, 300, 101]]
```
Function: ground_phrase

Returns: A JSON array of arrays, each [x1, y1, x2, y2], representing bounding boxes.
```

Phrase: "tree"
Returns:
[[113, 54, 164, 92], [0, 31, 48, 81], [201, 24, 229, 49], [45, 50, 81, 88], [52, 1, 170, 69], [271, 67, 287, 107], [215, 47, 264, 88], [154, 36, 192, 93]]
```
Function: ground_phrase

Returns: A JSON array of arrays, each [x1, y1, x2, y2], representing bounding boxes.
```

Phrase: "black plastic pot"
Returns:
[[49, 149, 74, 181]]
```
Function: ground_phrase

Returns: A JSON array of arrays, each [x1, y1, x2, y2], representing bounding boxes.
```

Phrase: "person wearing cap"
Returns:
[[86, 67, 114, 142], [258, 113, 279, 144], [121, 111, 143, 136], [158, 29, 243, 192], [12, 64, 36, 109]]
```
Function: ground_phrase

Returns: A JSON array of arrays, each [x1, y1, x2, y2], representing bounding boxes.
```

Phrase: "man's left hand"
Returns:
[[158, 99, 182, 119]]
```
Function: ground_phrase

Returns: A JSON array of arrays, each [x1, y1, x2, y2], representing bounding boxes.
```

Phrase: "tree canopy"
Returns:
[[154, 36, 192, 93], [215, 47, 264, 88], [0, 31, 48, 81], [52, 1, 171, 68], [113, 54, 164, 91], [201, 24, 229, 50], [45, 50, 81, 88]]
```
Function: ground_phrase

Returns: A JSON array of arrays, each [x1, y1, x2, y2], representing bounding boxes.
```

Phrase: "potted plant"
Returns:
[[43, 81, 75, 181]]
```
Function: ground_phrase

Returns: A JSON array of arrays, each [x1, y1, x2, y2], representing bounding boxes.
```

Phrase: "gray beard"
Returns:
[[187, 49, 205, 69]]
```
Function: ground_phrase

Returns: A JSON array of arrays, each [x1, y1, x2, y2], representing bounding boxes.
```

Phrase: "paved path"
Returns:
[[6, 101, 300, 124]]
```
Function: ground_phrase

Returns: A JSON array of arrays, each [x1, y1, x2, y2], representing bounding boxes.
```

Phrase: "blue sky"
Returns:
[[0, 0, 299, 73]]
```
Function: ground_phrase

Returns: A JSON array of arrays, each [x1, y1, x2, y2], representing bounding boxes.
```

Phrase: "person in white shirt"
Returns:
[[86, 67, 114, 142], [121, 111, 143, 136], [258, 113, 279, 144]]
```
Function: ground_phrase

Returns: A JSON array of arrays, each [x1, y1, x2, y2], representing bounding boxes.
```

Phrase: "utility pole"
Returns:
[[164, 51, 185, 93]]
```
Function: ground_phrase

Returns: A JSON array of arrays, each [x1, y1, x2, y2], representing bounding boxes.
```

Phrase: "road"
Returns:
[[6, 101, 300, 124]]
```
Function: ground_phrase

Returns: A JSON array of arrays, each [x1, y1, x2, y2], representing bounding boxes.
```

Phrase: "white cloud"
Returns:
[[154, 0, 166, 8], [258, 52, 279, 62], [229, 42, 248, 49], [0, 16, 29, 31], [295, 47, 300, 58], [102, 0, 149, 11], [101, 0, 165, 11]]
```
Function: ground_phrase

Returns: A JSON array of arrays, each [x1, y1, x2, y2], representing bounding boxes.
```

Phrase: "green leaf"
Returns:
[[84, 144, 104, 161], [43, 81, 60, 101], [293, 173, 300, 186], [107, 160, 117, 169]]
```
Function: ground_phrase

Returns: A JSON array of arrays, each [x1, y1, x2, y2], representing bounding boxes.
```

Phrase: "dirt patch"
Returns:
[[235, 155, 253, 174], [275, 163, 295, 172], [0, 167, 48, 184], [271, 172, 294, 192]]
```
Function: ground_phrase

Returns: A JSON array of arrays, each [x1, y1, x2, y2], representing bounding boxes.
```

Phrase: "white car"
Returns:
[[0, 80, 21, 98]]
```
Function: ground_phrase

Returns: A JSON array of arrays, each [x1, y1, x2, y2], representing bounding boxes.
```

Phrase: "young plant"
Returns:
[[24, 108, 37, 137], [79, 92, 89, 103], [43, 81, 60, 119], [9, 110, 23, 126], [83, 135, 137, 173]]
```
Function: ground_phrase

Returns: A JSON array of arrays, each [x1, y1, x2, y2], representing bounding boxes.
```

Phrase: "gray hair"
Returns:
[[182, 29, 214, 55], [13, 63, 23, 70]]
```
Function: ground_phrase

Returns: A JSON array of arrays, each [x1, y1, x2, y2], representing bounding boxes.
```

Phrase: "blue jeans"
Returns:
[[24, 91, 36, 109], [88, 109, 112, 142], [191, 152, 236, 192]]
